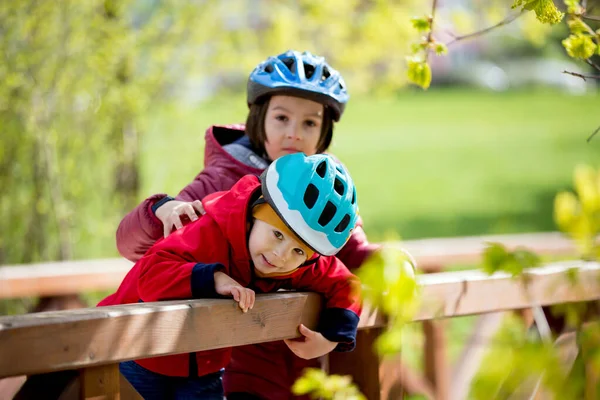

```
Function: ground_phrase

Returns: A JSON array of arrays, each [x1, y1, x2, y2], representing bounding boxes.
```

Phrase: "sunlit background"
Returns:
[[1, 2, 599, 396], [2, 0, 598, 265]]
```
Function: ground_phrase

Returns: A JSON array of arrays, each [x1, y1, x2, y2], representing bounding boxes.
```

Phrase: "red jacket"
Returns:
[[99, 175, 362, 378], [115, 124, 379, 270]]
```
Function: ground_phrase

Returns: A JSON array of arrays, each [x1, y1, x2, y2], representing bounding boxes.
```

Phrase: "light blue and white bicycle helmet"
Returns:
[[248, 50, 349, 121], [260, 153, 358, 256]]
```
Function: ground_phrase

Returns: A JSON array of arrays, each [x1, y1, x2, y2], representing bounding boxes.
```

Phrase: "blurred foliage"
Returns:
[[554, 164, 600, 259], [0, 0, 424, 265], [295, 245, 419, 398], [292, 368, 365, 400], [470, 314, 576, 399], [406, 0, 600, 88], [482, 242, 541, 277]]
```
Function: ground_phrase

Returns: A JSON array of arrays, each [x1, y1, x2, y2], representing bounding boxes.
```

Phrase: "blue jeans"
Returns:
[[120, 360, 224, 400]]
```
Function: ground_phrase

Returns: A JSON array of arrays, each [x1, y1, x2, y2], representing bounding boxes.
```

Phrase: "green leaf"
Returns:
[[512, 0, 564, 24], [406, 57, 431, 89], [567, 18, 589, 34], [564, 0, 583, 14], [482, 242, 510, 274], [434, 43, 448, 55], [562, 33, 597, 59], [410, 16, 431, 32]]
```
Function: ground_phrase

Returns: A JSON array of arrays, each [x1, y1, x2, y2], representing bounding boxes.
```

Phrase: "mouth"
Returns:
[[261, 254, 278, 268], [281, 148, 299, 153]]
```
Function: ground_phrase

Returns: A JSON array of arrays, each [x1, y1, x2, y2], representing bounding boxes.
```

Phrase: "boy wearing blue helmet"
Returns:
[[116, 50, 382, 399], [100, 153, 363, 400]]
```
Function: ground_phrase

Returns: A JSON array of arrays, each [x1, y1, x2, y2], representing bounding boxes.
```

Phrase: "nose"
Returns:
[[272, 242, 290, 263], [285, 122, 301, 140]]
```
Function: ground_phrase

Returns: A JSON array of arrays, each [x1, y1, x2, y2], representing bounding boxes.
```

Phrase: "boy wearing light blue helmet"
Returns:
[[116, 50, 382, 399], [101, 153, 362, 399]]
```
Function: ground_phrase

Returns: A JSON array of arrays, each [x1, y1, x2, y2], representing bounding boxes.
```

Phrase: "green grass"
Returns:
[[140, 88, 600, 241]]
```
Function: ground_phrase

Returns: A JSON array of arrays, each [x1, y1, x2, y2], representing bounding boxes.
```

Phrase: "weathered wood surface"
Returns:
[[1, 262, 598, 379], [0, 258, 132, 299], [0, 232, 579, 299]]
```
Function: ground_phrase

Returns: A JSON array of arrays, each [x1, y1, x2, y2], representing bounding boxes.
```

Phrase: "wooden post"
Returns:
[[328, 328, 384, 400], [423, 319, 449, 400], [80, 364, 120, 400]]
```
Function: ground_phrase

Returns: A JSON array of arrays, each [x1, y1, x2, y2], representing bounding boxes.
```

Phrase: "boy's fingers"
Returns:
[[298, 324, 315, 338], [249, 290, 255, 309], [238, 288, 249, 312], [231, 287, 240, 302]]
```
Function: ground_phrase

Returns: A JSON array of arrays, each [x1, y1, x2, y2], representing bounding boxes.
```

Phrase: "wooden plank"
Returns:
[[0, 232, 578, 299], [0, 262, 599, 379], [328, 328, 383, 400], [380, 357, 435, 400], [414, 261, 600, 320], [80, 364, 120, 400], [398, 231, 577, 271], [423, 320, 449, 400], [450, 312, 505, 400], [120, 373, 143, 400], [0, 259, 133, 299], [0, 292, 322, 378]]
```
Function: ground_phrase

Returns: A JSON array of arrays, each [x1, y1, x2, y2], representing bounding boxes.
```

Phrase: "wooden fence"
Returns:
[[0, 232, 598, 399]]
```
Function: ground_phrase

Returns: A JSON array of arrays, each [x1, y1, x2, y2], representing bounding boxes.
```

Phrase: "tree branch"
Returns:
[[425, 0, 439, 62], [562, 70, 600, 80], [585, 60, 600, 72], [581, 13, 600, 22], [447, 11, 525, 46], [588, 125, 600, 143]]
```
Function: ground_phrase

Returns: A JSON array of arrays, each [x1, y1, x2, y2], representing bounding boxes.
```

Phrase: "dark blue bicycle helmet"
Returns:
[[247, 50, 349, 121]]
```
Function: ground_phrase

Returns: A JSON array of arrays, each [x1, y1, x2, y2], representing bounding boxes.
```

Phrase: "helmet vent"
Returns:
[[304, 63, 315, 79], [283, 58, 295, 72], [316, 161, 327, 178], [265, 64, 274, 73], [318, 201, 337, 227], [334, 214, 351, 233], [303, 183, 319, 209], [351, 188, 356, 205], [322, 66, 331, 81], [334, 178, 345, 196]]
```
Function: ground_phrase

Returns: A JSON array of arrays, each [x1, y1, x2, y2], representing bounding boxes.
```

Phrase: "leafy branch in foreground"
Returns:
[[406, 0, 600, 89], [554, 164, 600, 260], [293, 245, 419, 399]]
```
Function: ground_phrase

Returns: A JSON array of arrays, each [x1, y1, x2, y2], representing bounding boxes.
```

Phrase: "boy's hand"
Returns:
[[283, 324, 337, 359], [214, 271, 255, 313]]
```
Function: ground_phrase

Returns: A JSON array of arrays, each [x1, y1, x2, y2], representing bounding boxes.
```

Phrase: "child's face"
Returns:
[[248, 219, 308, 276], [263, 95, 324, 161]]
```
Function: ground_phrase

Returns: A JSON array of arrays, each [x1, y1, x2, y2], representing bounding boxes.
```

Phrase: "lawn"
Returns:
[[141, 88, 600, 241]]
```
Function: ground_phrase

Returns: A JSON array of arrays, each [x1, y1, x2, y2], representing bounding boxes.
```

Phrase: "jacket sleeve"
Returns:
[[135, 217, 230, 302], [116, 167, 234, 262], [289, 258, 362, 352], [335, 217, 382, 270]]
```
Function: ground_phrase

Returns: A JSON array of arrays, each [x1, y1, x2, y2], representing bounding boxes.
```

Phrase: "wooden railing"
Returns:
[[1, 261, 599, 399], [0, 232, 579, 300]]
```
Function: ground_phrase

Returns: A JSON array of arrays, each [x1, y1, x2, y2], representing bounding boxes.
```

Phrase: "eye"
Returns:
[[273, 230, 283, 240], [304, 119, 318, 128], [275, 115, 288, 122], [294, 248, 305, 256]]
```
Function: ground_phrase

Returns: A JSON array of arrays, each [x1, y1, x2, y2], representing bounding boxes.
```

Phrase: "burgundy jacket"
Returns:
[[100, 175, 361, 378], [116, 124, 379, 270], [116, 124, 380, 398]]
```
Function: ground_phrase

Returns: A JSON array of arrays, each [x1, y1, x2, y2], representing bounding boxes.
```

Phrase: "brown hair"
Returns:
[[245, 96, 335, 159]]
